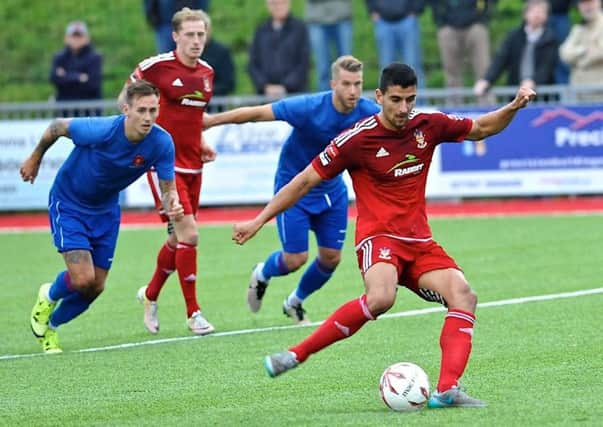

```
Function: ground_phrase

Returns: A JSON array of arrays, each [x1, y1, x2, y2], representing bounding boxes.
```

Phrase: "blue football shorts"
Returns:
[[48, 194, 120, 270], [275, 185, 348, 254]]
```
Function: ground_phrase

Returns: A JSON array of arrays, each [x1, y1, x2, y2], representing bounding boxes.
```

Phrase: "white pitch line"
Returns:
[[380, 286, 603, 319], [2, 287, 602, 361]]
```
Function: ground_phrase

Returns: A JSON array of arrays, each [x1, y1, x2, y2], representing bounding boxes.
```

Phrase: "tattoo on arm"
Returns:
[[158, 179, 171, 197], [47, 119, 69, 139], [49, 122, 61, 139], [34, 119, 71, 158], [158, 179, 177, 209]]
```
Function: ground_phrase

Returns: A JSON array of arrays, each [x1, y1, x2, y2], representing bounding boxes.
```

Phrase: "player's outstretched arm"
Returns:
[[466, 86, 536, 141], [20, 118, 71, 184], [158, 179, 184, 222], [204, 104, 275, 129], [232, 164, 323, 245]]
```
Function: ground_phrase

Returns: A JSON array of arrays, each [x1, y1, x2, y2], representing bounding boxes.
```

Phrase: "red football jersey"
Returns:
[[312, 111, 472, 246], [131, 51, 214, 173]]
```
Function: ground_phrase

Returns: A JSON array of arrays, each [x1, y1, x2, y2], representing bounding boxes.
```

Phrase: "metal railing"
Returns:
[[0, 85, 601, 120]]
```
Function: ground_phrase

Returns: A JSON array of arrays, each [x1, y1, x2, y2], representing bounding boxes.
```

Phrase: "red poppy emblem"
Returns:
[[132, 155, 145, 167]]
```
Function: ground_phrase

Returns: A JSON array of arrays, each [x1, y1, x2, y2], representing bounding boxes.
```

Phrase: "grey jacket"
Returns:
[[305, 0, 352, 24]]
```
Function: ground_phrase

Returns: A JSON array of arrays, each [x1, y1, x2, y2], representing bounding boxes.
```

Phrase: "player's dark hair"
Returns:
[[125, 80, 160, 105], [379, 63, 417, 93]]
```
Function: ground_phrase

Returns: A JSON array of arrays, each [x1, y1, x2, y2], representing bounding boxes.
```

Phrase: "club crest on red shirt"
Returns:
[[203, 77, 211, 92], [414, 130, 426, 149]]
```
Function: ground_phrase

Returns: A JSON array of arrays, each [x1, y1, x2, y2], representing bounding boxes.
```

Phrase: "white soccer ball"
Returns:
[[379, 362, 430, 412]]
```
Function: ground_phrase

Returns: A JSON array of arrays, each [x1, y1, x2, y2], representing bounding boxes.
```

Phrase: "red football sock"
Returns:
[[175, 242, 200, 317], [437, 308, 476, 392], [290, 294, 374, 363], [146, 242, 176, 301]]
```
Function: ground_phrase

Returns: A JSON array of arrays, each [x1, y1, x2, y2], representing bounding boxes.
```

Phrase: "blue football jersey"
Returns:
[[272, 91, 380, 200], [51, 115, 175, 213]]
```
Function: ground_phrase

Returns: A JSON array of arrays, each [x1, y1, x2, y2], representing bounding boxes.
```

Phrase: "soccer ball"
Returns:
[[379, 362, 430, 412]]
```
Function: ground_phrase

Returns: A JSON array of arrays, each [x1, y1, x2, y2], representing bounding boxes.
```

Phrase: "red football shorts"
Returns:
[[355, 235, 460, 294], [147, 170, 202, 222]]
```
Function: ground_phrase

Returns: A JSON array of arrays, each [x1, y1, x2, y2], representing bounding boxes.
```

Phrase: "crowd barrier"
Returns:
[[0, 85, 601, 211]]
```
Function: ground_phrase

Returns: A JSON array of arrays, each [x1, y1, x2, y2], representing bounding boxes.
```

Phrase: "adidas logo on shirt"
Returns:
[[376, 147, 390, 158], [172, 78, 184, 87]]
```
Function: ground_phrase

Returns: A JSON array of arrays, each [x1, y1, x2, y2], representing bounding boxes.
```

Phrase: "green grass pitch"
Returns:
[[1, 214, 602, 426]]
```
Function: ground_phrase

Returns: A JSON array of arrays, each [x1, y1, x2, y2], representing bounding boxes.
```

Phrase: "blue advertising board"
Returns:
[[440, 106, 603, 172], [425, 105, 603, 197]]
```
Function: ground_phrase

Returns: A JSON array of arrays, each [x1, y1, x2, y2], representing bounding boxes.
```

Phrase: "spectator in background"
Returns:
[[305, 0, 353, 92], [144, 0, 211, 53], [548, 0, 575, 83], [365, 0, 425, 87], [248, 0, 310, 97], [201, 17, 235, 98], [560, 0, 603, 96], [430, 1, 495, 96], [50, 21, 102, 116], [474, 0, 557, 97]]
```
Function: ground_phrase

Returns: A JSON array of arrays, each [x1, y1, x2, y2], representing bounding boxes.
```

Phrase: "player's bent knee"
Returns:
[[366, 291, 396, 316], [284, 253, 308, 271], [179, 232, 198, 246], [448, 283, 477, 311], [465, 288, 478, 309], [320, 254, 341, 269], [69, 272, 96, 291], [174, 216, 198, 245], [80, 279, 105, 300]]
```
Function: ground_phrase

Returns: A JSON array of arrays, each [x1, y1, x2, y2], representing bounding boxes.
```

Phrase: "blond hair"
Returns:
[[172, 7, 211, 32], [331, 55, 363, 80]]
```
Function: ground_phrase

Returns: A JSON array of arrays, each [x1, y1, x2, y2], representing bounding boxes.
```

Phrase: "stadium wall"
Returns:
[[1, 87, 601, 210]]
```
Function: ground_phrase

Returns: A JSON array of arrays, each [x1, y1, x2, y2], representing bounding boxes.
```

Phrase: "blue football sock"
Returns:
[[49, 291, 92, 328], [261, 250, 289, 281], [294, 258, 334, 301], [48, 270, 75, 302]]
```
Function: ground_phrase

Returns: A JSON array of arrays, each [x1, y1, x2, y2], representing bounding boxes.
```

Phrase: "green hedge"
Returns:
[[0, 0, 528, 102]]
